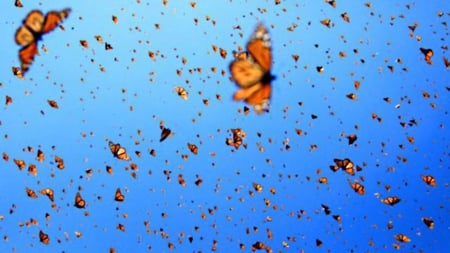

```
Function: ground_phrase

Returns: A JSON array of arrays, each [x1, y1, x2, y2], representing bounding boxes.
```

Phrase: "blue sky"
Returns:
[[0, 0, 449, 252]]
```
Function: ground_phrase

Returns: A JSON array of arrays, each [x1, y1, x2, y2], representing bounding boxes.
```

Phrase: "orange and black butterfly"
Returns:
[[350, 181, 365, 195], [422, 217, 434, 229], [109, 141, 131, 161], [229, 24, 274, 114], [187, 143, 198, 155], [394, 234, 411, 243], [419, 48, 433, 65], [39, 230, 50, 245], [40, 188, 54, 202], [114, 188, 125, 202], [421, 175, 436, 187], [15, 8, 71, 74], [26, 187, 38, 198], [160, 128, 172, 142], [381, 196, 401, 206], [74, 192, 86, 208]]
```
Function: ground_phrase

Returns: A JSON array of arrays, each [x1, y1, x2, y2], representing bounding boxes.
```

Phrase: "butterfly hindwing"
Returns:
[[19, 42, 38, 73]]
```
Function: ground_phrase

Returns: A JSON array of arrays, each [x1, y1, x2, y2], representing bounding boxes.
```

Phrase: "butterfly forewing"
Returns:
[[41, 9, 71, 34], [24, 11, 45, 33], [19, 42, 38, 73], [247, 24, 271, 72]]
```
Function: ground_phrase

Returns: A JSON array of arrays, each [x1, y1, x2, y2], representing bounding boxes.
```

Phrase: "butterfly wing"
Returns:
[[42, 8, 71, 34], [230, 58, 266, 88], [18, 41, 38, 73], [247, 24, 271, 72]]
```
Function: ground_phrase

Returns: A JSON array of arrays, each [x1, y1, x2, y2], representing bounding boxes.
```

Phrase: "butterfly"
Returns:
[[39, 230, 50, 245], [394, 234, 411, 243], [15, 8, 71, 74], [26, 188, 38, 198], [350, 181, 365, 195], [40, 188, 55, 202], [114, 188, 125, 202], [381, 196, 401, 206], [74, 192, 86, 208], [421, 175, 436, 187], [109, 141, 131, 161], [160, 128, 172, 142], [229, 24, 274, 114], [419, 47, 433, 65]]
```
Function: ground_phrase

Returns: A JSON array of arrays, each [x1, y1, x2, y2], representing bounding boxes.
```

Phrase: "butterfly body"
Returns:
[[230, 24, 274, 114]]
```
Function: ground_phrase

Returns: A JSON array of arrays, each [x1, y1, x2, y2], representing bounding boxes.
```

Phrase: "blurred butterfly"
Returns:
[[422, 217, 434, 229], [40, 188, 54, 202], [74, 192, 86, 208], [39, 230, 50, 245], [175, 86, 189, 100], [419, 47, 433, 65], [421, 175, 436, 187], [15, 8, 71, 74], [394, 234, 411, 243], [26, 188, 38, 198], [381, 196, 401, 206], [14, 159, 26, 170], [160, 128, 172, 142], [114, 188, 125, 202], [109, 141, 131, 161], [187, 143, 198, 155], [350, 181, 365, 195], [229, 24, 274, 114]]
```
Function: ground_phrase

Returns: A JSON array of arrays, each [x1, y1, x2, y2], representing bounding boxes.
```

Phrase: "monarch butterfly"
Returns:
[[54, 155, 65, 169], [37, 149, 45, 162], [12, 66, 24, 79], [40, 188, 54, 202], [74, 192, 86, 208], [419, 47, 433, 64], [444, 57, 450, 69], [39, 230, 50, 245], [229, 24, 274, 114], [422, 217, 434, 229], [187, 143, 198, 155], [253, 182, 263, 192], [350, 181, 365, 195], [15, 8, 71, 74], [175, 86, 189, 100], [114, 188, 125, 202], [381, 196, 401, 206], [394, 234, 411, 243], [28, 164, 38, 176], [14, 159, 26, 170], [160, 128, 172, 142], [347, 134, 357, 145], [15, 0, 23, 8], [421, 175, 436, 187], [109, 141, 131, 161], [26, 188, 38, 198]]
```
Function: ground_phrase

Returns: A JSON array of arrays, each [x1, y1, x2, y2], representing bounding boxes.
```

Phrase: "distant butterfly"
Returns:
[[419, 47, 433, 65], [350, 181, 365, 195], [114, 188, 125, 202], [15, 8, 71, 74], [74, 192, 86, 208], [230, 24, 274, 114], [26, 187, 38, 198], [394, 234, 411, 243], [381, 196, 401, 206], [109, 141, 131, 161], [39, 230, 50, 245], [160, 128, 172, 142], [421, 175, 436, 187]]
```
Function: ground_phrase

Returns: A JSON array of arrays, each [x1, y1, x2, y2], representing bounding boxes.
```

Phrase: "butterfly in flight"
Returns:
[[15, 8, 71, 74], [229, 24, 274, 114]]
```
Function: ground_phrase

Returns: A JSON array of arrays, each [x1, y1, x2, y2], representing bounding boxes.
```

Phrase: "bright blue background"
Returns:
[[0, 0, 448, 252]]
